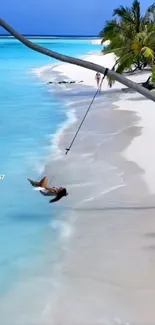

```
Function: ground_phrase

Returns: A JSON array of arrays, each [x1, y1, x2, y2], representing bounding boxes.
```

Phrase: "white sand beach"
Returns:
[[53, 53, 155, 194], [38, 52, 155, 325]]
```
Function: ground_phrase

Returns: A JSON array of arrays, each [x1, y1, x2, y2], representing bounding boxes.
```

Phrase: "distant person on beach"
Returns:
[[95, 72, 101, 87], [28, 176, 68, 203]]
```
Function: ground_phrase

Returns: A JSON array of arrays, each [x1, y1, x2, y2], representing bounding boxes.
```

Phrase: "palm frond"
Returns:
[[145, 30, 155, 46], [132, 0, 140, 13], [141, 46, 154, 60], [151, 65, 155, 83], [145, 3, 155, 23], [99, 19, 121, 45], [106, 50, 135, 87], [113, 5, 134, 24], [102, 33, 128, 53], [100, 20, 120, 39], [102, 46, 128, 55], [132, 0, 141, 32]]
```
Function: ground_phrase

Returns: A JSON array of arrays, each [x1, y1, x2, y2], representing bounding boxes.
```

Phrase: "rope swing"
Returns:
[[65, 68, 109, 155], [50, 68, 109, 184]]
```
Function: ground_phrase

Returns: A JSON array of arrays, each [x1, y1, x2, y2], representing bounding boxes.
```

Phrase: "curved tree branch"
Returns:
[[1, 17, 155, 102]]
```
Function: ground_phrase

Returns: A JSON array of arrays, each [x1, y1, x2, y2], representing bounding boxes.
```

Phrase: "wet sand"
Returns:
[[38, 56, 155, 325]]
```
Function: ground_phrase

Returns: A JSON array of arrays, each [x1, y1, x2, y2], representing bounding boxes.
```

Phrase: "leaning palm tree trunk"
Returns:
[[1, 18, 155, 102]]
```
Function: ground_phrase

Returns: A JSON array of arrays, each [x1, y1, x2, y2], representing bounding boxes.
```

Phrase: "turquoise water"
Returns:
[[0, 38, 102, 323]]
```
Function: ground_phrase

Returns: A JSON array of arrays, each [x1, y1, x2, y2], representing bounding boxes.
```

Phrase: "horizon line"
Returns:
[[0, 34, 99, 38]]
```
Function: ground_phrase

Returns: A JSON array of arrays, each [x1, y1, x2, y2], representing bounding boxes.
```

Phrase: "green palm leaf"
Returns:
[[107, 50, 135, 87], [151, 65, 155, 83], [113, 6, 134, 24], [141, 46, 154, 60]]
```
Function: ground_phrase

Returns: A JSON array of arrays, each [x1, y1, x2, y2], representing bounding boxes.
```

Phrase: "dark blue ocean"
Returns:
[[0, 38, 102, 324]]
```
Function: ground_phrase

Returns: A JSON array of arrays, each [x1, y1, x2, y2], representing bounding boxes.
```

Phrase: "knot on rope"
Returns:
[[65, 148, 70, 155]]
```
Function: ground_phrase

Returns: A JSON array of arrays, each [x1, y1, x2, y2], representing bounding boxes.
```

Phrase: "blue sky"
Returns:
[[0, 0, 154, 36]]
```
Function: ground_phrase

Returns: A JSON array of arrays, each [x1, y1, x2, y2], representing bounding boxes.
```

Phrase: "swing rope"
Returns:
[[50, 68, 109, 184], [65, 68, 109, 155]]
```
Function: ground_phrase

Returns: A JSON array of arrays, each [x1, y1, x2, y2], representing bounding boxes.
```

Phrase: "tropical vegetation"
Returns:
[[99, 0, 155, 86]]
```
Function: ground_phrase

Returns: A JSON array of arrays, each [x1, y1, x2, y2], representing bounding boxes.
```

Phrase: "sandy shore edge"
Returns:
[[36, 51, 155, 194]]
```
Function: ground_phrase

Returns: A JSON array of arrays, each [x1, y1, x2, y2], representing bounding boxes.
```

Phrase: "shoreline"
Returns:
[[33, 52, 115, 163], [36, 51, 155, 325], [55, 53, 155, 194], [36, 51, 155, 194], [50, 106, 77, 160]]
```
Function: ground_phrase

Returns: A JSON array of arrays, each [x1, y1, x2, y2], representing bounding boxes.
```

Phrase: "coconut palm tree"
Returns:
[[99, 0, 155, 84], [100, 1, 155, 43], [0, 17, 155, 102]]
